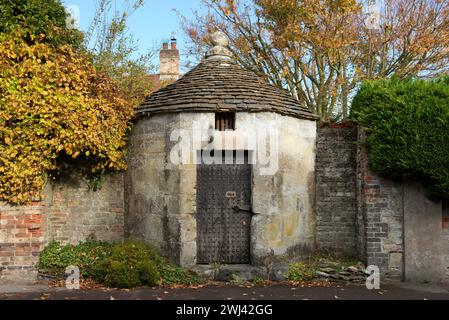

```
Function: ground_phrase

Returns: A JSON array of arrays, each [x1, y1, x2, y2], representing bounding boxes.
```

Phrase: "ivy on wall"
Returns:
[[351, 77, 449, 199], [0, 30, 134, 204]]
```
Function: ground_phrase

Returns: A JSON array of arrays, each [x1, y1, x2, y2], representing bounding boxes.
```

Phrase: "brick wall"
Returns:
[[0, 171, 124, 281], [315, 127, 358, 255], [316, 127, 404, 280], [356, 134, 404, 280], [0, 201, 47, 281], [355, 128, 449, 283]]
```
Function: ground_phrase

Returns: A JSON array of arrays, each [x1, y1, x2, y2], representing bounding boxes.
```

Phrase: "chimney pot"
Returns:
[[162, 42, 169, 50]]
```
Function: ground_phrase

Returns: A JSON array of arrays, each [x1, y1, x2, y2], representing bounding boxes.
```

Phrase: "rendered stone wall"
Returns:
[[315, 127, 357, 255], [125, 112, 317, 267], [124, 113, 190, 265], [403, 183, 443, 283], [238, 113, 317, 265], [355, 128, 449, 283]]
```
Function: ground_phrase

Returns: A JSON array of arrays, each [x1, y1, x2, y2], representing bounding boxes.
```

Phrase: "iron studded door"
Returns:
[[196, 152, 252, 264]]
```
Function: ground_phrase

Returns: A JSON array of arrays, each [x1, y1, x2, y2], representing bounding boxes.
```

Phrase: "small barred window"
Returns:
[[215, 112, 235, 131]]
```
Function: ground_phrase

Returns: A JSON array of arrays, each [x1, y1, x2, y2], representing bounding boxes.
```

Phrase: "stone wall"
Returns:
[[355, 128, 449, 283], [315, 127, 357, 255], [356, 140, 404, 280], [317, 127, 449, 283], [124, 113, 183, 264], [0, 172, 125, 281], [315, 126, 406, 279], [46, 172, 125, 244], [3, 120, 449, 284], [403, 184, 443, 283], [125, 112, 317, 267]]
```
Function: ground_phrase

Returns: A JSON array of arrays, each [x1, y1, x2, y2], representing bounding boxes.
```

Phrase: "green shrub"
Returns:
[[38, 241, 112, 278], [351, 77, 449, 199], [286, 262, 317, 282], [38, 240, 200, 288], [100, 260, 141, 288], [92, 240, 160, 288], [97, 258, 160, 289]]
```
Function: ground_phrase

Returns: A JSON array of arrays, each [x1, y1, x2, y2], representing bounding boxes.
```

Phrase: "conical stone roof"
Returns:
[[137, 32, 318, 121]]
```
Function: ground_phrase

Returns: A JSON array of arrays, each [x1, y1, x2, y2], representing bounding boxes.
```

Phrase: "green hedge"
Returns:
[[351, 77, 449, 198], [39, 240, 200, 288]]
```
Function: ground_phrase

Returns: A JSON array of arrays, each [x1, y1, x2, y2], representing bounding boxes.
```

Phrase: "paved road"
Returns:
[[1, 282, 449, 300]]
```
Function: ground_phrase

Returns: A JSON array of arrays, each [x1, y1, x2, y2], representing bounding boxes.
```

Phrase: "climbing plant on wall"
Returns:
[[0, 30, 134, 204], [351, 77, 449, 199]]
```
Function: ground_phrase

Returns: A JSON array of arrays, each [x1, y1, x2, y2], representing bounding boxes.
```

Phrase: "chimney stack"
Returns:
[[160, 37, 180, 81]]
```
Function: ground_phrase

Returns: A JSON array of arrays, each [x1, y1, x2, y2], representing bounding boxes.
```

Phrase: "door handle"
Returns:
[[232, 205, 253, 213]]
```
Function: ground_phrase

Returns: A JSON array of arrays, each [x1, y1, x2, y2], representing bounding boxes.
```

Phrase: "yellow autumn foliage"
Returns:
[[0, 31, 134, 204]]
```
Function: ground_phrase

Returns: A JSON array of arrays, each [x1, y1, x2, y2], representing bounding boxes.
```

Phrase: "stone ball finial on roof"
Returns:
[[211, 31, 230, 47], [206, 31, 233, 61]]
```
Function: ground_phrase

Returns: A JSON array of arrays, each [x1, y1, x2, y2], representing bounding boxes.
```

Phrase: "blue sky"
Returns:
[[62, 0, 204, 69]]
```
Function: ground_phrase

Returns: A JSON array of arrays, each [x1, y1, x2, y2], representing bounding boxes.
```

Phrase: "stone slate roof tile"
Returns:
[[137, 60, 318, 121]]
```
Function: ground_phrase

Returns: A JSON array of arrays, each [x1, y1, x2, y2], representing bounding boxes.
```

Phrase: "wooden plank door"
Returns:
[[196, 151, 252, 264]]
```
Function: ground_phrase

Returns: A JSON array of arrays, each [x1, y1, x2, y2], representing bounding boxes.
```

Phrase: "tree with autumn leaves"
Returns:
[[182, 0, 449, 121], [0, 0, 152, 203], [0, 30, 134, 203]]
